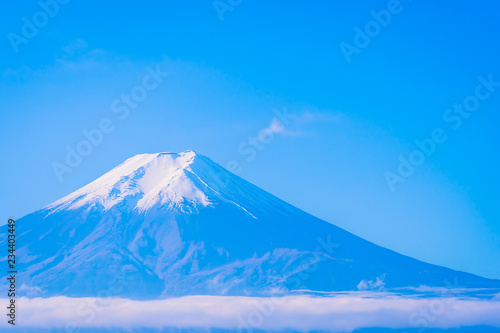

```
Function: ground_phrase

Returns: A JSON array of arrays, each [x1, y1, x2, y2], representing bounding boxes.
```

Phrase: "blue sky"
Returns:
[[1, 0, 499, 279]]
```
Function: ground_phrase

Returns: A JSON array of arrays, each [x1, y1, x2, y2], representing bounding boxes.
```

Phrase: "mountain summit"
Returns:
[[49, 151, 222, 213], [4, 151, 499, 298]]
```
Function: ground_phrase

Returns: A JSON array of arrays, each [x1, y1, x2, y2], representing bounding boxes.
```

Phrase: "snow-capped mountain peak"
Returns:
[[47, 150, 214, 213]]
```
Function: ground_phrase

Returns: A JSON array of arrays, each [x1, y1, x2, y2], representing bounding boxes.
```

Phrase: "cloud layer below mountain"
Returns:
[[5, 293, 500, 331]]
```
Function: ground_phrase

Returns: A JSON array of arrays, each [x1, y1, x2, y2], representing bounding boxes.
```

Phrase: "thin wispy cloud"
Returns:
[[265, 118, 308, 138], [55, 39, 126, 72], [269, 109, 350, 139], [2, 39, 117, 82], [297, 110, 346, 124]]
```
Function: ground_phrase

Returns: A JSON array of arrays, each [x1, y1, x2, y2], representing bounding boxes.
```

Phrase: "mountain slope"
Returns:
[[3, 151, 499, 299]]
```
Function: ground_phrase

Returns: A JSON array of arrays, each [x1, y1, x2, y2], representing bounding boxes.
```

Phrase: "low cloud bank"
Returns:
[[3, 294, 500, 332]]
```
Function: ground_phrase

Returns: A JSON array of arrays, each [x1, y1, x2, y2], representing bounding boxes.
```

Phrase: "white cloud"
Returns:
[[4, 294, 500, 331], [357, 274, 386, 291]]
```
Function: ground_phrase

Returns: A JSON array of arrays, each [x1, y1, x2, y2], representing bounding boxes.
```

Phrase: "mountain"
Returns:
[[3, 150, 499, 299]]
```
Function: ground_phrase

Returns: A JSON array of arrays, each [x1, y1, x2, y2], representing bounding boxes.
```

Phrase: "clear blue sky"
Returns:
[[1, 1, 499, 279]]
